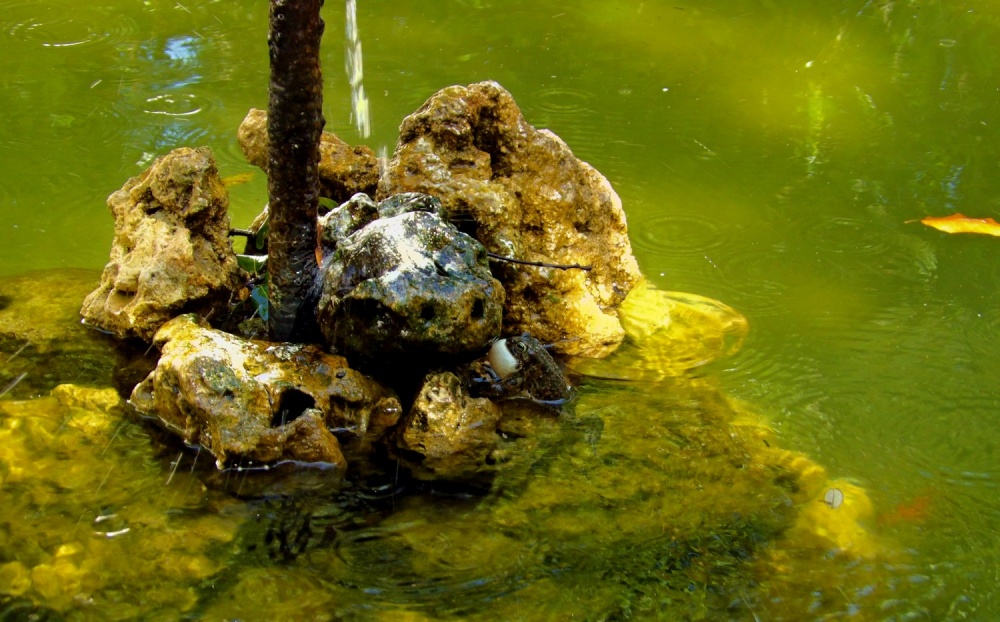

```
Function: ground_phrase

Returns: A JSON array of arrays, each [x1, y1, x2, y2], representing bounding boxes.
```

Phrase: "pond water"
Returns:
[[2, 0, 1000, 619]]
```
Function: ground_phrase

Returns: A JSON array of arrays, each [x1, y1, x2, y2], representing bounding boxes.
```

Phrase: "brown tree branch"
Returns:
[[267, 0, 325, 342]]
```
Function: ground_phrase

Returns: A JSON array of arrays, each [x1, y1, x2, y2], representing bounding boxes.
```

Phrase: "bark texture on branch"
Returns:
[[267, 0, 325, 342]]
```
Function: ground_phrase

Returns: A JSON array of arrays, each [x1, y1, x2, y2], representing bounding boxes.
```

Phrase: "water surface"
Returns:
[[2, 0, 1000, 618]]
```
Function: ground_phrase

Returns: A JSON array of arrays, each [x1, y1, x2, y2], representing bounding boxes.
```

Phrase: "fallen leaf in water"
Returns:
[[222, 172, 255, 187], [914, 213, 1000, 237]]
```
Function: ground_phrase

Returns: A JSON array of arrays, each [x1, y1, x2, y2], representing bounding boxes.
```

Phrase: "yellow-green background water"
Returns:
[[2, 0, 1000, 619]]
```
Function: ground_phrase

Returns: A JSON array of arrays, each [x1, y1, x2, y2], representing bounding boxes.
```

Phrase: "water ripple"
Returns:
[[800, 214, 890, 255], [324, 517, 527, 613], [711, 245, 792, 318], [142, 92, 204, 117], [530, 86, 596, 116], [1, 1, 138, 51], [631, 213, 726, 256]]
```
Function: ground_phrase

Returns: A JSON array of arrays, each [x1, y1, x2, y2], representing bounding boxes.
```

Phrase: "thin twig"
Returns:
[[0, 372, 27, 398], [5, 342, 29, 365], [487, 252, 592, 271]]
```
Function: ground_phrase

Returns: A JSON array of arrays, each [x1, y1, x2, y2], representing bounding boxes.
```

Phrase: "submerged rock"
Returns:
[[0, 269, 126, 400], [389, 371, 503, 481], [378, 81, 642, 357], [0, 383, 244, 616], [316, 194, 504, 368], [238, 108, 380, 203], [80, 147, 245, 342], [129, 314, 402, 469], [566, 282, 750, 381]]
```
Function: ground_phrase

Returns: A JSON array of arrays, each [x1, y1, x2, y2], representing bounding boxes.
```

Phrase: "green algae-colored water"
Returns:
[[3, 0, 1000, 619]]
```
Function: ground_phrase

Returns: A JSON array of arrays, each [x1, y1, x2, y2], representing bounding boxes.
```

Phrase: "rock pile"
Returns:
[[82, 82, 645, 482]]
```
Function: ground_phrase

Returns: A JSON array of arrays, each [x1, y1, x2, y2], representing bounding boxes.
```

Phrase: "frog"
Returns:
[[467, 333, 573, 406]]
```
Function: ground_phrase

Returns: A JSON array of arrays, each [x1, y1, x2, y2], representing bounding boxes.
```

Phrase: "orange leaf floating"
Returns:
[[915, 213, 1000, 237]]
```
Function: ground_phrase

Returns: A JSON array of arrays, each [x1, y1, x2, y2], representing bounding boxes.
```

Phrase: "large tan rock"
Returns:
[[129, 314, 402, 469], [377, 81, 642, 357], [80, 147, 244, 342], [237, 108, 380, 203]]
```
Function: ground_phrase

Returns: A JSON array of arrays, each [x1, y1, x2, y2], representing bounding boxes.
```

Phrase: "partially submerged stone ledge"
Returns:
[[129, 314, 402, 469]]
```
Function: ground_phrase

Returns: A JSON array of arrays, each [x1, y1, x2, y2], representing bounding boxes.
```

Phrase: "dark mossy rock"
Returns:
[[316, 196, 504, 369]]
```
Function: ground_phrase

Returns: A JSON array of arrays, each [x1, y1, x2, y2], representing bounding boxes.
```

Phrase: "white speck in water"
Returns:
[[824, 488, 845, 509]]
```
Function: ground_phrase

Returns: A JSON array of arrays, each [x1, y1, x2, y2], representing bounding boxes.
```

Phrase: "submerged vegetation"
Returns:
[[0, 266, 921, 619]]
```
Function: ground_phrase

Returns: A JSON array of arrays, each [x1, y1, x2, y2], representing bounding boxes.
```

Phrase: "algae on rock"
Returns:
[[1, 270, 122, 400], [129, 314, 402, 469]]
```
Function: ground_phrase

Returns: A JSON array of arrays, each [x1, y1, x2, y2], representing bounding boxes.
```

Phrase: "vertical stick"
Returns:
[[267, 0, 325, 342]]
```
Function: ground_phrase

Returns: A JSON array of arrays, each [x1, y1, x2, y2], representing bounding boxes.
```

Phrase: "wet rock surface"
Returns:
[[389, 371, 504, 482], [129, 314, 402, 469], [80, 147, 245, 342], [316, 193, 504, 368], [238, 108, 380, 204], [378, 81, 642, 357]]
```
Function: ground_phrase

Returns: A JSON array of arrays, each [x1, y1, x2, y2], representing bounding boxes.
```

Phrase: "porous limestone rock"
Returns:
[[80, 147, 245, 342], [316, 194, 504, 367], [389, 371, 503, 481], [237, 108, 380, 203], [377, 81, 643, 357], [129, 314, 402, 469]]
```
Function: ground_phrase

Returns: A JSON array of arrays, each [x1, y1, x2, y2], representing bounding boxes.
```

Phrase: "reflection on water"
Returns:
[[2, 0, 1000, 618]]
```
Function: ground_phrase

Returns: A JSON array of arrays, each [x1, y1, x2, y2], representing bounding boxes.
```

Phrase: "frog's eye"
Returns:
[[505, 377, 522, 387], [515, 341, 528, 352]]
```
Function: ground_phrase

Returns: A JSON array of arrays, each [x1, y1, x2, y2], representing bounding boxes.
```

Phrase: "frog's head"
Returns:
[[487, 334, 550, 377]]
